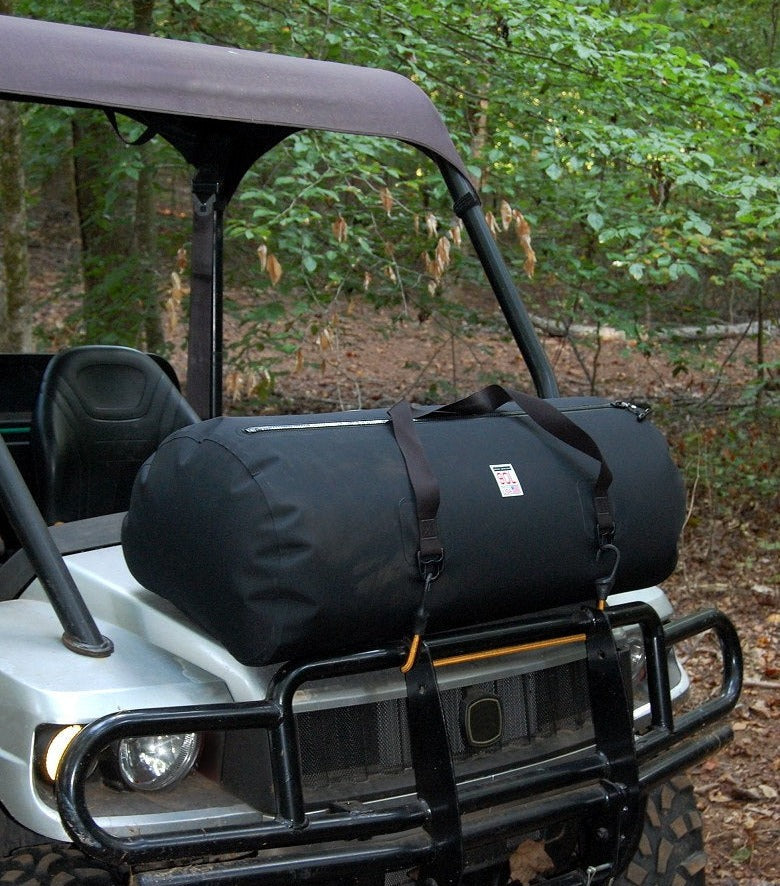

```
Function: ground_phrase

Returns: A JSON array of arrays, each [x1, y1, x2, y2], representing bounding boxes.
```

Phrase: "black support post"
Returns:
[[187, 174, 224, 419], [441, 164, 560, 399], [0, 436, 112, 656]]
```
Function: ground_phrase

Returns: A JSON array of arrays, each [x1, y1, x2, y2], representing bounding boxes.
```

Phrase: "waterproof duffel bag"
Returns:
[[121, 385, 686, 666]]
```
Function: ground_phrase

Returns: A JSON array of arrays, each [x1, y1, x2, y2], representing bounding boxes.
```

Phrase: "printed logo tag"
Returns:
[[490, 464, 524, 498]]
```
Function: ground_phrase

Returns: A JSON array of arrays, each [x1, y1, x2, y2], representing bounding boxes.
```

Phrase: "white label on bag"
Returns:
[[490, 464, 524, 498]]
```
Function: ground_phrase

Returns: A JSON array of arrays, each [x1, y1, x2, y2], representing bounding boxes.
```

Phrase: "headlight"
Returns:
[[39, 724, 83, 783], [626, 630, 648, 691], [618, 624, 687, 728], [116, 733, 201, 791]]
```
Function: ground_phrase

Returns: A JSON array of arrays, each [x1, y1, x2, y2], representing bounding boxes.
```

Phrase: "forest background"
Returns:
[[0, 1, 778, 881]]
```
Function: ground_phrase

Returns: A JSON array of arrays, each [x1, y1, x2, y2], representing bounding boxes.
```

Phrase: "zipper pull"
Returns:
[[610, 400, 651, 422]]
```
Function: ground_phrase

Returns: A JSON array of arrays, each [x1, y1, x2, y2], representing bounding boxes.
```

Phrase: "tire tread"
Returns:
[[615, 776, 706, 886], [0, 845, 120, 886]]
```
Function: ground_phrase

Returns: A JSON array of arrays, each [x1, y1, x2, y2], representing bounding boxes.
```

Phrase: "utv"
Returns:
[[0, 15, 741, 886]]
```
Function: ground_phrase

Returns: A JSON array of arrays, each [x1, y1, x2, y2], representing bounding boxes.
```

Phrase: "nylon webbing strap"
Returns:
[[105, 110, 156, 146], [388, 400, 443, 578], [424, 384, 615, 547]]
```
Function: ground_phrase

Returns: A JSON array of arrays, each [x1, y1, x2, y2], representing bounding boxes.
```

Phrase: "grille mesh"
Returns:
[[296, 659, 592, 800]]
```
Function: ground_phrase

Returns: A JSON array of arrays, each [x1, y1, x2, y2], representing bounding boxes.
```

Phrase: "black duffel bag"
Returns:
[[121, 385, 685, 666]]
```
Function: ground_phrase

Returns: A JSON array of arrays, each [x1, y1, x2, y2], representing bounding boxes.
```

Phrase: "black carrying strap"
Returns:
[[388, 399, 444, 579], [389, 384, 618, 669], [422, 384, 616, 548]]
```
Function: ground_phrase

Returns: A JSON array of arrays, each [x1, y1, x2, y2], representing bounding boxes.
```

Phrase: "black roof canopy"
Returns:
[[0, 14, 470, 184]]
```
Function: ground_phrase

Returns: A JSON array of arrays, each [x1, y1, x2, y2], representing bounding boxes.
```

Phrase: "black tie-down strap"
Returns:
[[582, 607, 643, 883], [404, 644, 463, 886]]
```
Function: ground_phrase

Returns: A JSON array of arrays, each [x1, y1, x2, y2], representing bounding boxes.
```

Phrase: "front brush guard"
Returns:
[[56, 603, 742, 886]]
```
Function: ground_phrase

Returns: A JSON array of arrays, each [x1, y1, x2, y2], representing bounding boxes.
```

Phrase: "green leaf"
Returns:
[[691, 151, 715, 168], [628, 263, 644, 280], [545, 163, 563, 181], [688, 213, 712, 236], [587, 211, 604, 232]]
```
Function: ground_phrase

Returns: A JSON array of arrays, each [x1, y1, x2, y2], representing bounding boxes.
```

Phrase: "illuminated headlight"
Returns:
[[116, 733, 201, 791], [39, 724, 83, 783]]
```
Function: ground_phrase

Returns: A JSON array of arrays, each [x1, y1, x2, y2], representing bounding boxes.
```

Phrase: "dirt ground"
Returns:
[[255, 293, 779, 886]]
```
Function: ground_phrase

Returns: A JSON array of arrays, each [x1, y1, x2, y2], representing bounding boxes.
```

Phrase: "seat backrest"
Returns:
[[31, 345, 200, 524]]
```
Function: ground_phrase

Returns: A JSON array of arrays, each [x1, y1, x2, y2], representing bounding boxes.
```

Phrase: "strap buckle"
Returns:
[[595, 543, 621, 607], [417, 550, 444, 582]]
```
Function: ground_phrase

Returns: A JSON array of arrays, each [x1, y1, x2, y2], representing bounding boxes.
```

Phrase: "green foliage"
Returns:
[[669, 402, 780, 563], [201, 0, 779, 386], [13, 0, 779, 390]]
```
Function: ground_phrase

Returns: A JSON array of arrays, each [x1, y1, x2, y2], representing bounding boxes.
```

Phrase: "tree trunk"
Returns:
[[132, 0, 165, 352], [134, 161, 165, 351], [69, 2, 161, 347], [0, 96, 32, 352], [71, 111, 136, 343], [0, 0, 31, 350]]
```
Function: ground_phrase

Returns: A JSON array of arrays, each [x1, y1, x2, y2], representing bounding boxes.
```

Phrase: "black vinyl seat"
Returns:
[[31, 345, 199, 524]]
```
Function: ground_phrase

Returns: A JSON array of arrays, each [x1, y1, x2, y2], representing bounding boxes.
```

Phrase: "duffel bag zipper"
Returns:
[[243, 400, 648, 434], [244, 418, 387, 433], [610, 400, 652, 421]]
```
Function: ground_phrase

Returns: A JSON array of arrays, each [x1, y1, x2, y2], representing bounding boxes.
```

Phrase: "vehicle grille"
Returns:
[[296, 659, 593, 802]]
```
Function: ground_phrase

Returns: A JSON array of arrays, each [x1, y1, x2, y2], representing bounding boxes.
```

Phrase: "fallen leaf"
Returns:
[[509, 840, 554, 885], [749, 699, 772, 718]]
